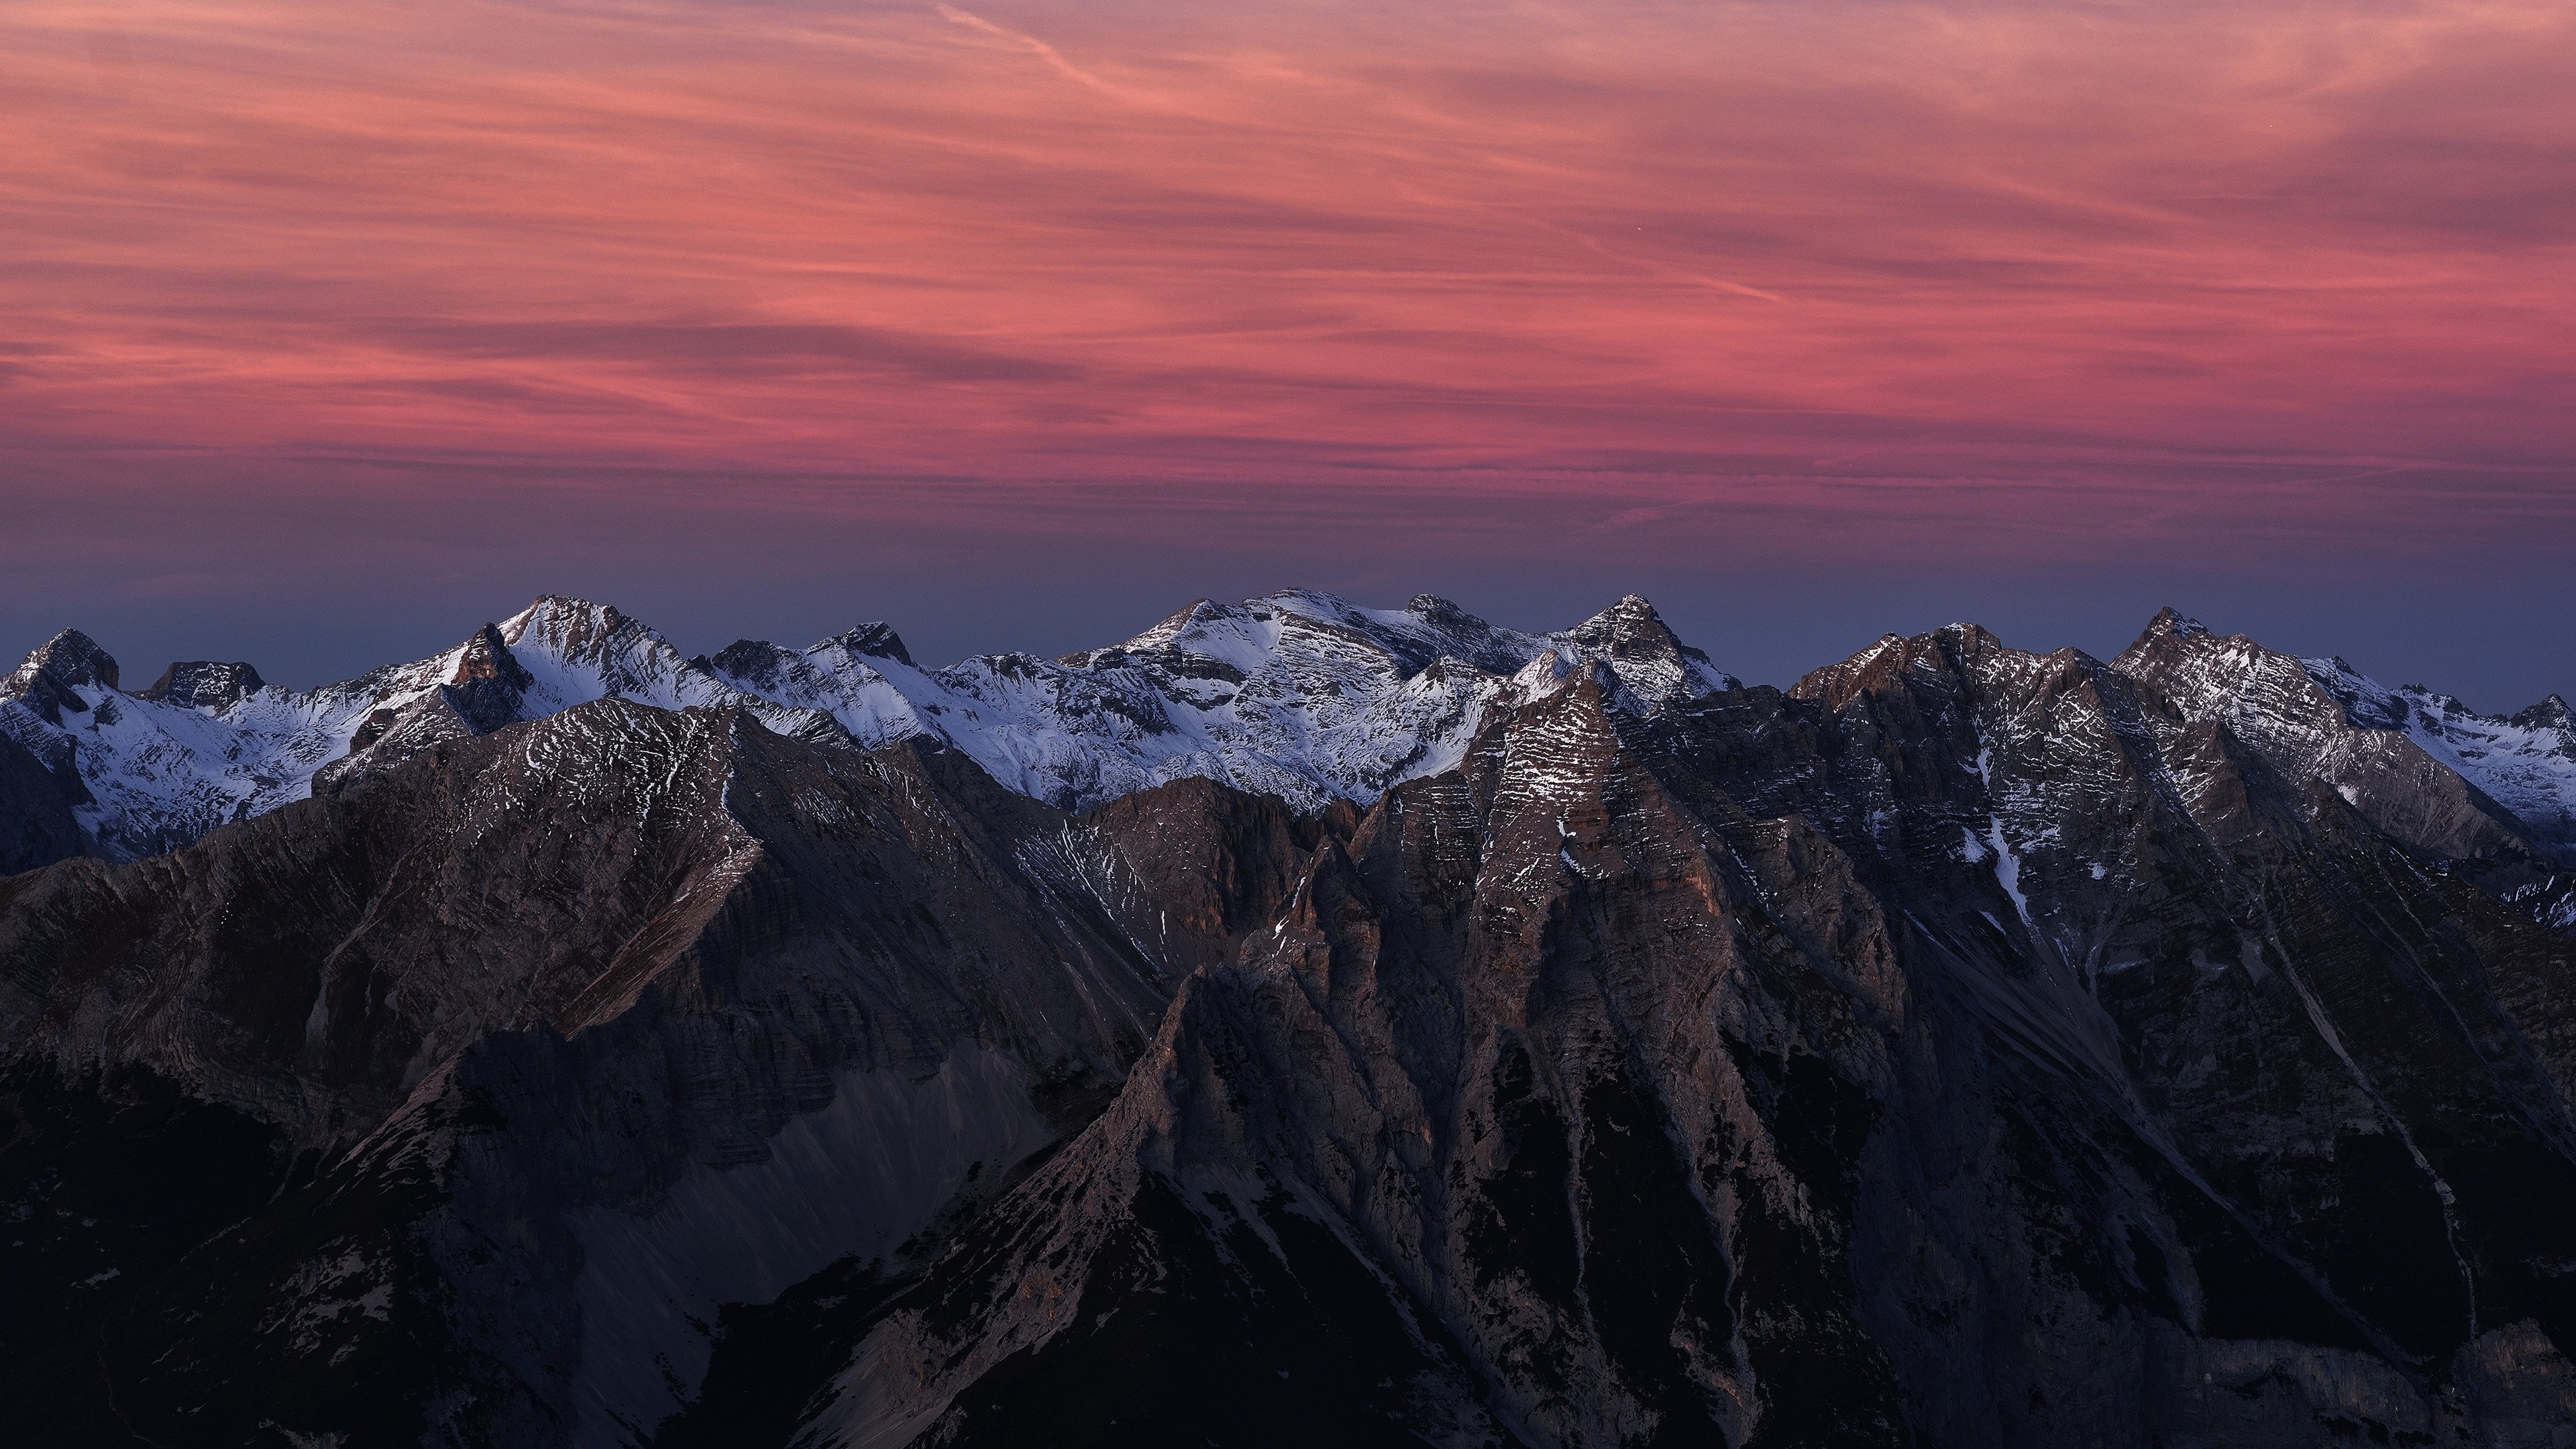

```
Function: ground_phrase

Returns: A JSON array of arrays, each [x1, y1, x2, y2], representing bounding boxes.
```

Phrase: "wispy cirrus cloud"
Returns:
[[0, 0, 2568, 698], [934, 3, 1120, 97]]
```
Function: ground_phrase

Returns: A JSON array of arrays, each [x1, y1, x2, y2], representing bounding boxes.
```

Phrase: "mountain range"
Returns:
[[3, 589, 2574, 1448], [0, 590, 1736, 868]]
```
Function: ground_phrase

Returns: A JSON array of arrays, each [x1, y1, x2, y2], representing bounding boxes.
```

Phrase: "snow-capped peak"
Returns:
[[2513, 695, 2574, 734], [827, 623, 912, 667], [2302, 655, 2576, 859], [1116, 598, 1227, 655], [3, 587, 1747, 858], [8, 628, 120, 701], [2136, 606, 2210, 643], [1562, 593, 1739, 704]]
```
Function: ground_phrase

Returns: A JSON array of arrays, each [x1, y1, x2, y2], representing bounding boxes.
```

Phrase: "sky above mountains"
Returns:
[[3, 0, 2568, 706]]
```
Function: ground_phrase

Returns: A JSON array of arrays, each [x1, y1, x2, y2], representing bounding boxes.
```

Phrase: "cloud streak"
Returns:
[[5, 1, 2569, 474], [0, 0, 2567, 700], [935, 3, 1119, 96]]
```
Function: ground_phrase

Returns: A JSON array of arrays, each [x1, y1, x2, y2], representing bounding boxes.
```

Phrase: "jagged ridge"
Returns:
[[0, 590, 1736, 866]]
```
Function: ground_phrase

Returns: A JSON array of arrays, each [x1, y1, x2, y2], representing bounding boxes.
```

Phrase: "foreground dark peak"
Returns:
[[3, 592, 2575, 1448]]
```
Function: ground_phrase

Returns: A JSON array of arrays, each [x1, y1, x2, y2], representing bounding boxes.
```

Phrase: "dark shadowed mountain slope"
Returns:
[[0, 700, 1324, 1447], [0, 730, 80, 877], [5, 601, 2576, 1449], [767, 631, 2576, 1449]]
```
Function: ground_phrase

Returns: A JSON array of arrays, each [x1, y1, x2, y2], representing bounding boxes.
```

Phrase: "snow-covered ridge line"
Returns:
[[2300, 655, 2576, 857], [2108, 608, 2575, 865], [1, 588, 1737, 862]]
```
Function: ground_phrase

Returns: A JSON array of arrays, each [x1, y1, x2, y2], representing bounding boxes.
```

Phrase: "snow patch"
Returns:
[[1987, 815, 2031, 926]]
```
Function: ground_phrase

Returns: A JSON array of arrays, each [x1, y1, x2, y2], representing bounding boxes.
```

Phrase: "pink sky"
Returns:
[[3, 0, 2570, 700]]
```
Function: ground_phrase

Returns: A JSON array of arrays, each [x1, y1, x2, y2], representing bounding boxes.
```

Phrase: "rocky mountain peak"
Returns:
[[1405, 592, 1474, 627], [1567, 592, 1668, 646], [824, 622, 912, 667], [1122, 598, 1223, 651], [2110, 606, 2266, 691], [2514, 694, 2574, 733], [429, 623, 538, 739], [450, 623, 535, 690], [3, 629, 124, 725], [1560, 593, 1737, 702], [2106, 619, 2565, 874], [138, 660, 268, 713], [517, 593, 625, 625], [1792, 625, 1987, 710], [1925, 620, 2014, 671], [2138, 606, 2210, 642], [13, 627, 119, 692], [498, 594, 657, 668], [703, 639, 786, 688]]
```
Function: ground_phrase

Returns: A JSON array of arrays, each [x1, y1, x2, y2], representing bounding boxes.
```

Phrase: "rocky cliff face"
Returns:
[[3, 596, 2573, 1448]]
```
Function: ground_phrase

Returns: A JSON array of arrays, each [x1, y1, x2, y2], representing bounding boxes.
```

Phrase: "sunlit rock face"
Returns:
[[4, 597, 2575, 1448]]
